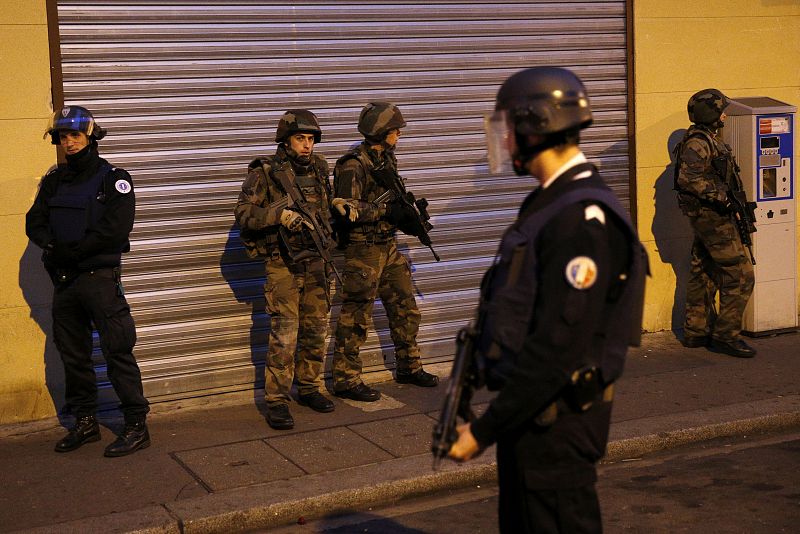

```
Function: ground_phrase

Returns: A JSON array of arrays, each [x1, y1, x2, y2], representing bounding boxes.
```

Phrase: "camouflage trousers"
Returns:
[[684, 208, 754, 341], [264, 254, 331, 406], [332, 238, 422, 390]]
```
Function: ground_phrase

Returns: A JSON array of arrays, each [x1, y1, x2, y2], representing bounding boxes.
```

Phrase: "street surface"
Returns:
[[269, 429, 800, 533]]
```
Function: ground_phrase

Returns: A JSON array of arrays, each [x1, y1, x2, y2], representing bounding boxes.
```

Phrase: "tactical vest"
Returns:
[[335, 144, 396, 242], [245, 153, 332, 256], [48, 161, 127, 270], [476, 168, 648, 390], [673, 126, 741, 211]]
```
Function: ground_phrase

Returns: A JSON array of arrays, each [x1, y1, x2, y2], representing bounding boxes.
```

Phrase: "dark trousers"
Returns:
[[52, 268, 149, 422], [496, 403, 611, 533]]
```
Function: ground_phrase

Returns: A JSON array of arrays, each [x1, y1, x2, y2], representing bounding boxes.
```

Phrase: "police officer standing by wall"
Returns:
[[331, 102, 439, 401], [448, 68, 647, 532], [235, 110, 349, 430], [674, 89, 756, 357], [26, 106, 150, 457]]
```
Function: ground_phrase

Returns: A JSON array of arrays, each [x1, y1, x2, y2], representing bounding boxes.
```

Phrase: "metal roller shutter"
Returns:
[[54, 1, 632, 403]]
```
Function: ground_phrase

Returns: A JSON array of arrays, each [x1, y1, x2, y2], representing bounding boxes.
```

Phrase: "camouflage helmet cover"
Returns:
[[358, 102, 406, 142], [687, 89, 729, 126], [495, 66, 593, 137], [275, 109, 322, 143], [46, 105, 106, 145]]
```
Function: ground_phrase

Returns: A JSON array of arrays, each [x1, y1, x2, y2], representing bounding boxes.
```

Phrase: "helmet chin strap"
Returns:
[[512, 132, 567, 176]]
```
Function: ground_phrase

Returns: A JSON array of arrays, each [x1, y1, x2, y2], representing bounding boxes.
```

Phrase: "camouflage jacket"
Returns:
[[334, 142, 399, 241], [673, 125, 737, 215], [234, 146, 332, 258]]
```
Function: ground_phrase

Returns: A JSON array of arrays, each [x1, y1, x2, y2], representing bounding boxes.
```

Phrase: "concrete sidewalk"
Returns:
[[1, 331, 798, 533]]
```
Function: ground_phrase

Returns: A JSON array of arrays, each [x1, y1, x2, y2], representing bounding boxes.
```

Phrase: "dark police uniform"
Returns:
[[471, 162, 643, 533], [25, 144, 149, 424]]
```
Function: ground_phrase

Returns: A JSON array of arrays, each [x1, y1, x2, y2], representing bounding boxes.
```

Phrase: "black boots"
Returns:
[[298, 391, 335, 413], [54, 415, 101, 452], [335, 382, 381, 402], [266, 404, 295, 430], [710, 338, 757, 358], [104, 421, 151, 457], [396, 368, 440, 387]]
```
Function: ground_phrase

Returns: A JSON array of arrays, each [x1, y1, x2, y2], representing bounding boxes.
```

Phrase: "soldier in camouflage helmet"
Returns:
[[330, 102, 439, 402], [235, 110, 357, 429], [674, 89, 756, 357]]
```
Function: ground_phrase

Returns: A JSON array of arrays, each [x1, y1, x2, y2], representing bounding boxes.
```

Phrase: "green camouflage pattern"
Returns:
[[334, 142, 397, 239], [332, 239, 422, 390], [264, 254, 331, 405], [687, 88, 729, 126], [683, 207, 754, 341], [275, 109, 322, 143], [675, 126, 731, 212], [234, 149, 332, 258], [358, 102, 406, 142]]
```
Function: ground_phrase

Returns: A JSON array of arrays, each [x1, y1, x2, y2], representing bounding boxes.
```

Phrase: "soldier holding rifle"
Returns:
[[674, 89, 757, 357], [235, 110, 353, 430]]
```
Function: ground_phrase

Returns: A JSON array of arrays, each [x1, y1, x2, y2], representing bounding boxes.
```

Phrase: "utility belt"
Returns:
[[534, 366, 615, 427], [347, 224, 396, 246], [676, 191, 730, 216]]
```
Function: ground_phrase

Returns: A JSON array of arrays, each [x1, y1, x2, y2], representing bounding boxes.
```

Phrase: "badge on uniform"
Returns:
[[115, 179, 132, 194], [565, 256, 597, 290]]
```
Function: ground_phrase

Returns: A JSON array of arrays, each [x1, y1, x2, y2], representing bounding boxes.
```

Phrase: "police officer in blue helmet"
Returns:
[[448, 67, 647, 532], [26, 105, 150, 457]]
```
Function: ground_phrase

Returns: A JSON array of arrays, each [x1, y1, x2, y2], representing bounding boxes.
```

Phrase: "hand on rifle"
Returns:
[[448, 423, 481, 462], [280, 208, 312, 232], [331, 198, 359, 222]]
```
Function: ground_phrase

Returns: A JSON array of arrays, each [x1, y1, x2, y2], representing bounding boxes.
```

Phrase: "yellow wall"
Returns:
[[634, 0, 800, 332], [0, 1, 59, 423]]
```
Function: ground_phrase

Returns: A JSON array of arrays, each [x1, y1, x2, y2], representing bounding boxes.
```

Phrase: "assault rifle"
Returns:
[[712, 157, 757, 265], [728, 189, 757, 265], [267, 164, 342, 284], [371, 166, 441, 262], [431, 321, 480, 470]]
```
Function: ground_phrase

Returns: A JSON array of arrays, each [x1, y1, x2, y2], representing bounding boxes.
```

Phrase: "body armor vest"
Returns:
[[250, 152, 332, 258], [335, 144, 397, 241], [673, 126, 740, 206], [48, 161, 127, 269], [476, 166, 647, 390]]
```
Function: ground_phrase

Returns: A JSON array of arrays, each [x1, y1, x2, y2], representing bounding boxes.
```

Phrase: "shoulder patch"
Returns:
[[114, 178, 132, 194], [565, 256, 598, 290], [584, 204, 606, 224]]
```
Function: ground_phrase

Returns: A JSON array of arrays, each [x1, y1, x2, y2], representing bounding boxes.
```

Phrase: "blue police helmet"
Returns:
[[45, 105, 107, 145]]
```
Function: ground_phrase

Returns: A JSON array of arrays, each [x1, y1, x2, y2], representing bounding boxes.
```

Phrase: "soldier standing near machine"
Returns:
[[674, 89, 756, 357]]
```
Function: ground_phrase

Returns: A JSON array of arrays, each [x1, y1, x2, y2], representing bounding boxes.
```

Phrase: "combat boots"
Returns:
[[104, 421, 150, 457], [54, 415, 101, 453], [396, 368, 439, 387], [710, 338, 756, 358], [266, 403, 294, 430]]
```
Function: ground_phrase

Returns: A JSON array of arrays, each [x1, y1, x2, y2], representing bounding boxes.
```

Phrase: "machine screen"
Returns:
[[760, 136, 780, 149]]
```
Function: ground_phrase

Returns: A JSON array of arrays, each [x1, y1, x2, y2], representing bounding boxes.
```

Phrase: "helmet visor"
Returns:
[[46, 109, 95, 137], [484, 110, 515, 175]]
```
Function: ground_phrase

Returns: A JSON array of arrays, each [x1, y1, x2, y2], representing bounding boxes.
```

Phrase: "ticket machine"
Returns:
[[723, 97, 797, 334]]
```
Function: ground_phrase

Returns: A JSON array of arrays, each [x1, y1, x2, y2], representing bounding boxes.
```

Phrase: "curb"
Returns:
[[14, 411, 800, 534]]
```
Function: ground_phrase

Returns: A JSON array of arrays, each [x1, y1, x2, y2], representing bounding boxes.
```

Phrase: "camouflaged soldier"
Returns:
[[331, 102, 439, 401], [235, 110, 356, 429], [674, 89, 756, 357]]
